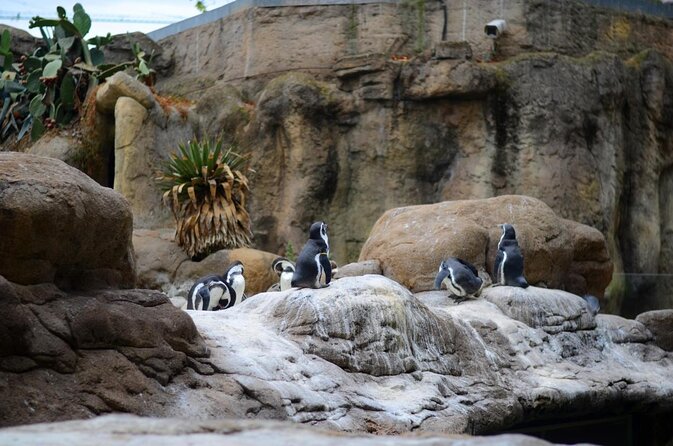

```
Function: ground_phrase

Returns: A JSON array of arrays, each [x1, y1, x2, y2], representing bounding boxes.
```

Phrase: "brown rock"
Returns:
[[359, 195, 613, 295], [0, 276, 208, 426], [0, 153, 136, 289], [133, 228, 189, 290], [96, 72, 157, 114], [636, 310, 673, 351]]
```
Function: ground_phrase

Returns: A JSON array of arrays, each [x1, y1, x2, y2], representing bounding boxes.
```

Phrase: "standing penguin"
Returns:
[[493, 223, 529, 288], [223, 261, 246, 302], [272, 257, 296, 291], [434, 257, 484, 303], [291, 221, 332, 289], [187, 274, 235, 311]]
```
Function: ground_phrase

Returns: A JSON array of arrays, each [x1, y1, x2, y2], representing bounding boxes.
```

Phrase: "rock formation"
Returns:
[[0, 153, 135, 289], [0, 157, 208, 426], [157, 276, 673, 438], [359, 195, 612, 297], [0, 275, 208, 427], [0, 414, 559, 446], [3, 2, 673, 318]]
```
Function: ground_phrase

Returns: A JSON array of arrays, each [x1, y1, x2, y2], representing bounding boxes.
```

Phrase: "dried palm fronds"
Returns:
[[157, 138, 252, 258]]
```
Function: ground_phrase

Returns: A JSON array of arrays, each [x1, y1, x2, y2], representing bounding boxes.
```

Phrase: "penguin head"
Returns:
[[272, 257, 295, 276], [225, 261, 244, 283], [498, 223, 517, 244], [309, 221, 329, 243]]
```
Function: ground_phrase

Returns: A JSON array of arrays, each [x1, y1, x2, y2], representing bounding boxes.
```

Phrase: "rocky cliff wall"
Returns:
[[156, 0, 673, 92]]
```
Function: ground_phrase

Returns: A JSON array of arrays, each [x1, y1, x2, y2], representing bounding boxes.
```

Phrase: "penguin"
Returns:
[[187, 274, 236, 311], [493, 223, 529, 288], [291, 221, 332, 289], [434, 257, 484, 303], [272, 257, 296, 291], [223, 261, 246, 302]]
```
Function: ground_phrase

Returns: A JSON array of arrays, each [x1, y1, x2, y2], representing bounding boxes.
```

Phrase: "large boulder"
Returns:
[[636, 310, 673, 352], [0, 153, 135, 289], [359, 195, 612, 297]]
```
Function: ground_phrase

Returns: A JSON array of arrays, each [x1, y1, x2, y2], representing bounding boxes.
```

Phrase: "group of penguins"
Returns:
[[186, 221, 576, 311], [187, 221, 332, 311]]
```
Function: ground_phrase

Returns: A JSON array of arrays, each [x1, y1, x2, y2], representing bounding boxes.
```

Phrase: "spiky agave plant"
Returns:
[[158, 138, 252, 259]]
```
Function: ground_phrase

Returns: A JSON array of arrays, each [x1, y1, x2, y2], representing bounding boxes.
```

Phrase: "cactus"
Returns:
[[0, 3, 156, 143]]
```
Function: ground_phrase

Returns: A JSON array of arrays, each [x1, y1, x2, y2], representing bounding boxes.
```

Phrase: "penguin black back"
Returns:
[[434, 257, 483, 302], [493, 223, 529, 288], [292, 221, 332, 289], [187, 274, 236, 310]]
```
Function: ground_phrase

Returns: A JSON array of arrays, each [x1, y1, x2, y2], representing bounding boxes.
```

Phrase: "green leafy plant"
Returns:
[[0, 4, 157, 143], [157, 138, 253, 259], [131, 42, 156, 86]]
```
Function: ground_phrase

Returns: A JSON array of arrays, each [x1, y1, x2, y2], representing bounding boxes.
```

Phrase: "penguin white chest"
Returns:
[[445, 267, 466, 297], [279, 271, 293, 291], [230, 275, 246, 303]]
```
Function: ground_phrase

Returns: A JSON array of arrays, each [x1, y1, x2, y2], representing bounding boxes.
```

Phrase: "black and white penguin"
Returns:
[[223, 261, 246, 302], [272, 257, 295, 291], [493, 223, 529, 288], [434, 257, 484, 303], [187, 274, 235, 311], [291, 221, 332, 289]]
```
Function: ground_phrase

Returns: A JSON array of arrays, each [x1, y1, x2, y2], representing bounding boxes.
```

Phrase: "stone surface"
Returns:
[[481, 286, 596, 335], [133, 228, 279, 299], [359, 195, 612, 297], [0, 414, 558, 446], [102, 32, 172, 76], [333, 260, 382, 279], [0, 275, 208, 426], [2, 275, 672, 438], [0, 153, 135, 289], [636, 310, 673, 352], [156, 275, 673, 435], [0, 24, 38, 58], [25, 134, 78, 164], [96, 72, 157, 114], [155, 0, 673, 87]]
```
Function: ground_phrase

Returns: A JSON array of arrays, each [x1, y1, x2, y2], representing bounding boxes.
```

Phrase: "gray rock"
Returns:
[[482, 286, 596, 334], [332, 260, 382, 279], [0, 414, 558, 445], [636, 310, 673, 351], [158, 276, 673, 434]]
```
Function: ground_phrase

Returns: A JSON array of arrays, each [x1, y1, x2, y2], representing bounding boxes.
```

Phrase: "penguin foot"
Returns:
[[450, 295, 468, 304]]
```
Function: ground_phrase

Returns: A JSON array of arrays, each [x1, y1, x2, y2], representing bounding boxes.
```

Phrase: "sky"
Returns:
[[0, 0, 232, 37]]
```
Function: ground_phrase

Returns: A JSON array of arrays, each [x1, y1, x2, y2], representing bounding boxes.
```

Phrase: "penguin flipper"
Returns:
[[493, 251, 505, 284], [319, 253, 332, 284], [197, 286, 211, 311]]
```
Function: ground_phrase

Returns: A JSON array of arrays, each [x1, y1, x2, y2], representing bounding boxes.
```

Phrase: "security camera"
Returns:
[[485, 19, 507, 38]]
